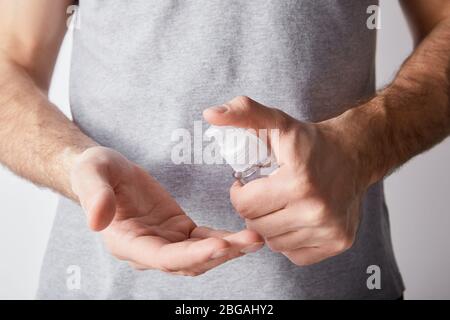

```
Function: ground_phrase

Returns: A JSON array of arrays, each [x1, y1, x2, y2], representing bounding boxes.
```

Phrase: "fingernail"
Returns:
[[207, 105, 229, 113], [210, 248, 230, 260], [240, 242, 265, 254]]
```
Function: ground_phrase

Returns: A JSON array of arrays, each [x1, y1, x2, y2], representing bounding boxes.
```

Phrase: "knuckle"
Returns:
[[304, 199, 328, 226], [231, 198, 253, 218], [287, 253, 326, 267], [289, 177, 317, 199], [266, 239, 285, 252], [333, 236, 354, 254], [293, 260, 310, 267], [289, 178, 306, 197], [272, 109, 290, 131], [303, 210, 326, 227], [234, 95, 253, 108], [311, 198, 328, 214], [285, 252, 310, 266], [343, 236, 355, 250], [302, 178, 317, 195], [323, 227, 339, 241]]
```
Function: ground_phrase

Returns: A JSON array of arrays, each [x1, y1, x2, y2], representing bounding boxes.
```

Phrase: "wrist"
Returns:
[[58, 144, 99, 200], [316, 95, 390, 189]]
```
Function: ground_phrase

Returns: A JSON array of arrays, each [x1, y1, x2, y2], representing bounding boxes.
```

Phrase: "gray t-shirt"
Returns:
[[37, 0, 404, 299]]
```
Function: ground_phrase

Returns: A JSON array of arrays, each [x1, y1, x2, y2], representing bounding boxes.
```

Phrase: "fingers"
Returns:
[[190, 226, 265, 268], [185, 228, 264, 275], [191, 226, 265, 246], [266, 228, 326, 252], [129, 235, 231, 273], [128, 227, 264, 276], [221, 228, 264, 252], [230, 173, 290, 219], [71, 162, 116, 231], [189, 226, 232, 239], [160, 237, 235, 272], [245, 208, 301, 238], [283, 246, 336, 266], [203, 96, 291, 133], [246, 201, 330, 238]]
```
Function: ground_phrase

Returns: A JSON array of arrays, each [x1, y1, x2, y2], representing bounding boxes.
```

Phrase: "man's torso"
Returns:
[[37, 0, 404, 299]]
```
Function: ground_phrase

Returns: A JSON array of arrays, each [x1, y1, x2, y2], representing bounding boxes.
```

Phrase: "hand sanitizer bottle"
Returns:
[[204, 125, 278, 184]]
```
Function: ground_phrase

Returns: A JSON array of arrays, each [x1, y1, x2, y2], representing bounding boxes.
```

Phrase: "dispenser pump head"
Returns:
[[204, 125, 268, 173]]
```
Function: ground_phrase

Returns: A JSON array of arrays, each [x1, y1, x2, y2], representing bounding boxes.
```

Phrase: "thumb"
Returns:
[[203, 96, 290, 132], [71, 160, 116, 232]]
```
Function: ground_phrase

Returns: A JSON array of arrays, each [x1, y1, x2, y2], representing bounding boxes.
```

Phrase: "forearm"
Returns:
[[0, 56, 98, 199], [322, 18, 450, 186]]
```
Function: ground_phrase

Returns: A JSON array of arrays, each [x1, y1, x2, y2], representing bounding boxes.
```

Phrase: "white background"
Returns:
[[1, 1, 449, 299]]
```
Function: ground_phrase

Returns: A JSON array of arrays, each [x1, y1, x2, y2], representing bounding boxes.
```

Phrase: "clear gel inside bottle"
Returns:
[[204, 125, 278, 184]]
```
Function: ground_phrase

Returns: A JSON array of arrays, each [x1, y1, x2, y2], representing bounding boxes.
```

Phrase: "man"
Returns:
[[0, 0, 448, 299]]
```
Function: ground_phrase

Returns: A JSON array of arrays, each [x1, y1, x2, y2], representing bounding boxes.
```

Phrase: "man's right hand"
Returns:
[[70, 146, 264, 276]]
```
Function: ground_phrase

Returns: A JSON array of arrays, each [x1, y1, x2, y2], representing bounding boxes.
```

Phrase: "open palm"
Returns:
[[70, 147, 263, 276]]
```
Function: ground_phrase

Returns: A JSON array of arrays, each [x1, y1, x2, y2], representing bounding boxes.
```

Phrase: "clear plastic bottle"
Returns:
[[204, 125, 278, 184]]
